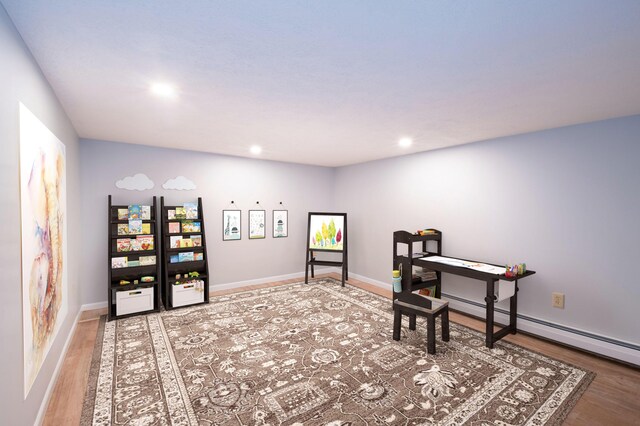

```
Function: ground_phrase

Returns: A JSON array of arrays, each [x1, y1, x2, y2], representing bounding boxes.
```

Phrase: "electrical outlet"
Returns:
[[552, 292, 565, 309]]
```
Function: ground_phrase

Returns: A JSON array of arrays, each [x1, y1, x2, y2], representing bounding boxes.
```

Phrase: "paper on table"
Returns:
[[420, 256, 506, 275], [496, 280, 515, 302]]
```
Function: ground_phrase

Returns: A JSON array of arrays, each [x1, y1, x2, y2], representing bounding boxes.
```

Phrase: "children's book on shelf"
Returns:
[[140, 255, 156, 266], [175, 207, 186, 219], [142, 223, 151, 234], [117, 208, 129, 220], [170, 236, 183, 249], [129, 219, 143, 234], [116, 238, 131, 252], [168, 209, 176, 219], [128, 204, 141, 219], [178, 252, 194, 262], [141, 205, 151, 220], [194, 252, 204, 261], [112, 257, 128, 268], [130, 238, 142, 251], [117, 224, 129, 235], [128, 260, 140, 267], [179, 238, 194, 248], [182, 221, 201, 233], [137, 235, 154, 251], [191, 235, 202, 247], [170, 255, 179, 263], [168, 222, 180, 234], [185, 202, 198, 219]]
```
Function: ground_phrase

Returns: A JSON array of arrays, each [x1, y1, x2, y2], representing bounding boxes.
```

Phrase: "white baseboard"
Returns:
[[349, 272, 640, 366], [81, 301, 108, 311], [210, 267, 334, 291], [35, 307, 83, 426]]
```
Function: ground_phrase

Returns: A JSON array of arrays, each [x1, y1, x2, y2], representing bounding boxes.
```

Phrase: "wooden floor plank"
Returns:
[[44, 274, 640, 425]]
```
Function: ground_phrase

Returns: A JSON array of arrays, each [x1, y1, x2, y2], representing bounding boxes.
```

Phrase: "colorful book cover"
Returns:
[[111, 257, 128, 269], [179, 238, 194, 248], [178, 251, 194, 262], [184, 202, 198, 219], [194, 252, 204, 261], [117, 224, 130, 235], [182, 221, 201, 233], [168, 209, 176, 219], [191, 235, 202, 247], [142, 223, 151, 234], [170, 236, 183, 248], [129, 219, 143, 234], [137, 235, 154, 251], [117, 208, 129, 220], [128, 260, 140, 267], [130, 238, 142, 251], [128, 204, 141, 219], [175, 207, 186, 219], [139, 255, 156, 266], [168, 222, 180, 234], [116, 238, 131, 252], [141, 205, 151, 220], [170, 255, 179, 263]]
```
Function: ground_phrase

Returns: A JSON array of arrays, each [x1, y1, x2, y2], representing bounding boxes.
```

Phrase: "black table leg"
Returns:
[[485, 279, 496, 348], [510, 280, 518, 334], [409, 313, 417, 331], [393, 309, 402, 340]]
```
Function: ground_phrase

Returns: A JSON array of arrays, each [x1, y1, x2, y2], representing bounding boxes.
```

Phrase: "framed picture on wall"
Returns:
[[249, 210, 266, 239], [308, 212, 346, 252], [222, 210, 241, 241], [273, 210, 288, 238]]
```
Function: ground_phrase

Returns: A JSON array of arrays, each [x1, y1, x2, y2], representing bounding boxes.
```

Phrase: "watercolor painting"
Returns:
[[308, 214, 345, 251], [223, 210, 241, 240], [19, 103, 68, 397], [249, 210, 266, 239], [273, 210, 288, 238]]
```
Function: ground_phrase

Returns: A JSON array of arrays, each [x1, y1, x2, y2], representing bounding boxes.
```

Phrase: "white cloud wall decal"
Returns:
[[115, 173, 154, 191], [163, 176, 196, 190]]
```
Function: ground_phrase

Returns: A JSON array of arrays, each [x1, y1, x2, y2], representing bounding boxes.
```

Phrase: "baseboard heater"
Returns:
[[441, 292, 640, 353]]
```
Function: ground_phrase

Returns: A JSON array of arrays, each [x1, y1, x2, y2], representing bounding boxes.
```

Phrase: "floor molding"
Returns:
[[35, 307, 83, 426], [209, 267, 333, 291], [349, 272, 640, 366]]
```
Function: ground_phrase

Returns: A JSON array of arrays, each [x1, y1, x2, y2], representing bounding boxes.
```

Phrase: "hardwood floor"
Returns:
[[43, 273, 640, 425]]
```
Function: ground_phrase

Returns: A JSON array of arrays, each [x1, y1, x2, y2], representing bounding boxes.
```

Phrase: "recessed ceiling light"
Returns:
[[250, 145, 262, 155], [150, 82, 177, 98], [398, 137, 413, 148]]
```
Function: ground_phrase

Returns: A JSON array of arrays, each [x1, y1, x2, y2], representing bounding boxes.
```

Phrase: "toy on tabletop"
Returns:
[[415, 228, 438, 236], [504, 263, 527, 278]]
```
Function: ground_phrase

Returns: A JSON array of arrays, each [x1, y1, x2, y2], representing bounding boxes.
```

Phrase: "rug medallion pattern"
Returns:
[[83, 279, 593, 425]]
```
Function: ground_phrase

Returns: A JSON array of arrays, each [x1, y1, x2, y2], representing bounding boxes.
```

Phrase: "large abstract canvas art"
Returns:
[[19, 103, 68, 397]]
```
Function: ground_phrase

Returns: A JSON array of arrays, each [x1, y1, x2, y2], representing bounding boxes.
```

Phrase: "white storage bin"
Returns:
[[116, 286, 155, 316], [172, 281, 205, 307]]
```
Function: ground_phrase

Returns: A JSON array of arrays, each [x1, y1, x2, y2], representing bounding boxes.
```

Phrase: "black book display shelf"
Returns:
[[160, 197, 210, 309], [107, 195, 162, 321], [392, 229, 443, 300]]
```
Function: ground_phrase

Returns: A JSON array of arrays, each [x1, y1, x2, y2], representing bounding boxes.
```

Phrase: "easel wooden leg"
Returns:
[[341, 262, 346, 287]]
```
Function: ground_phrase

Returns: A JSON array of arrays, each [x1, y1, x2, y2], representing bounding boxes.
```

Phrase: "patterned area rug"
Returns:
[[82, 278, 594, 425]]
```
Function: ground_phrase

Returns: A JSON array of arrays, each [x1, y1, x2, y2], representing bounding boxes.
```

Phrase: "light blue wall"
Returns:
[[0, 3, 81, 425], [79, 139, 336, 305], [334, 116, 640, 347]]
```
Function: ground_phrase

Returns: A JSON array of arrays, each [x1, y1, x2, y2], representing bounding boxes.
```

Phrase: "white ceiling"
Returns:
[[4, 1, 640, 167]]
